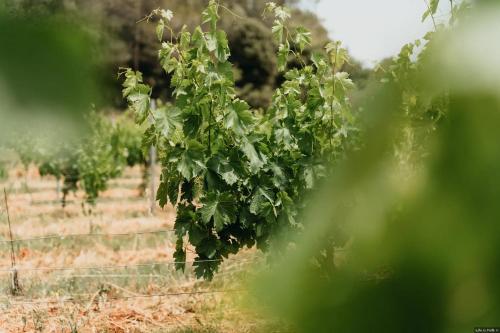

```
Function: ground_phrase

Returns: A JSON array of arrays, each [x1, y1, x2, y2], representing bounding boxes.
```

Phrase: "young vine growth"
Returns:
[[122, 1, 357, 279]]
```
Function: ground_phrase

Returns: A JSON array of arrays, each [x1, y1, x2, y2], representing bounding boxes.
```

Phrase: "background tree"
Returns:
[[5, 0, 370, 108]]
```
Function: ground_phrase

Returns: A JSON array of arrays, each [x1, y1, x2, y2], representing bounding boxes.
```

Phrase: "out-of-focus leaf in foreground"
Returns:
[[0, 10, 100, 142], [422, 3, 500, 96], [254, 4, 500, 333]]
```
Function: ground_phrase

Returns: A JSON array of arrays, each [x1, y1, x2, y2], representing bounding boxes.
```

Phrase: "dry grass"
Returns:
[[0, 166, 278, 333]]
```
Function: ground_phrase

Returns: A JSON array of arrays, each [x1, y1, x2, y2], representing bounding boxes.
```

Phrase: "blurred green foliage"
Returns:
[[0, 4, 96, 103], [0, 162, 6, 180], [256, 2, 500, 332], [0, 5, 101, 142]]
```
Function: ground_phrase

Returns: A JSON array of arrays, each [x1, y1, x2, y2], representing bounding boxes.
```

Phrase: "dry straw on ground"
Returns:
[[0, 166, 271, 333]]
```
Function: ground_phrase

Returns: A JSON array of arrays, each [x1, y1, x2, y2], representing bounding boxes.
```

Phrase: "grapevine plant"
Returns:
[[122, 1, 357, 279], [36, 112, 129, 208], [114, 114, 151, 195], [74, 112, 126, 207]]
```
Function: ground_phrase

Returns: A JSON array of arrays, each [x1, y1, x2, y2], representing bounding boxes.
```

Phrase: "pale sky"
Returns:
[[300, 0, 451, 67]]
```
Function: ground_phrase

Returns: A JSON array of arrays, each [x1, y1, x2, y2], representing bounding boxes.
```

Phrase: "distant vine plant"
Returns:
[[36, 112, 129, 209], [122, 1, 357, 279]]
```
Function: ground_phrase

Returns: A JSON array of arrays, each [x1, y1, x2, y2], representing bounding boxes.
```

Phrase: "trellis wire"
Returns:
[[0, 228, 174, 244], [1, 289, 244, 305], [0, 177, 251, 309], [0, 257, 256, 273]]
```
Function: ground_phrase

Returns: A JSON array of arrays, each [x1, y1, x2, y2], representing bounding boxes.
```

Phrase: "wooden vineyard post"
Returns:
[[56, 177, 61, 201], [149, 146, 156, 214], [149, 100, 157, 215], [3, 188, 22, 295]]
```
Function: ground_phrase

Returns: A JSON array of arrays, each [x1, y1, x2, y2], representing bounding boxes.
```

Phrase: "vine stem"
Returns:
[[449, 0, 455, 23], [208, 100, 212, 152], [219, 4, 246, 20], [330, 45, 338, 150], [284, 26, 307, 68], [423, 0, 438, 31]]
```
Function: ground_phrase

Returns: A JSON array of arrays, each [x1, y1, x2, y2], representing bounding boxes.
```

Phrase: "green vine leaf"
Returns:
[[295, 26, 311, 52], [241, 137, 266, 172], [177, 140, 206, 179], [127, 90, 151, 124], [201, 0, 218, 31], [272, 21, 284, 43], [160, 9, 173, 21], [250, 187, 276, 223], [152, 106, 182, 139], [277, 43, 289, 72], [215, 30, 230, 62], [173, 238, 186, 270], [225, 99, 253, 135], [422, 0, 440, 22], [156, 19, 165, 41], [199, 192, 237, 231]]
